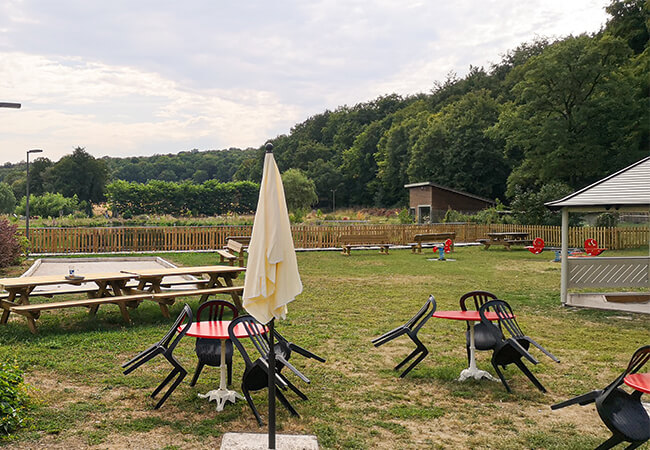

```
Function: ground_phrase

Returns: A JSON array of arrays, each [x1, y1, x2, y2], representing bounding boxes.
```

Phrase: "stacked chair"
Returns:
[[551, 345, 650, 449], [477, 299, 559, 393], [189, 300, 238, 387], [228, 315, 325, 426], [371, 295, 436, 378], [459, 290, 498, 365], [122, 304, 193, 409]]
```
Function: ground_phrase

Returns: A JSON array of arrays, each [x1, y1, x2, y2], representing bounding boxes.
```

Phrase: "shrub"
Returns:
[[0, 361, 29, 435], [0, 219, 22, 268], [15, 193, 80, 218]]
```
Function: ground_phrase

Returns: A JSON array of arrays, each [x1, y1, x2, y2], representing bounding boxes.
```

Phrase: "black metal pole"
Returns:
[[26, 152, 30, 241], [268, 317, 276, 449]]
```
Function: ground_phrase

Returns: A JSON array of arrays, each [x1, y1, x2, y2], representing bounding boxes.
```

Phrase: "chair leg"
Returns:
[[595, 435, 623, 450], [514, 359, 546, 393], [242, 384, 263, 427], [280, 373, 308, 400], [275, 389, 300, 417], [152, 368, 179, 398], [227, 361, 232, 386], [190, 361, 205, 387], [492, 362, 511, 393], [154, 369, 186, 409], [625, 441, 648, 450], [399, 347, 428, 378], [551, 390, 600, 410], [395, 347, 422, 371]]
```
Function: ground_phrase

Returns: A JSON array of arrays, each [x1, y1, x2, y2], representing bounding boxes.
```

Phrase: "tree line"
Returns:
[[0, 0, 646, 224]]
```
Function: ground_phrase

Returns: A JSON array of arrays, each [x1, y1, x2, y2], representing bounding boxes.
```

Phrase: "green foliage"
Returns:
[[43, 147, 108, 204], [442, 202, 513, 225], [0, 361, 29, 435], [605, 0, 649, 54], [509, 183, 577, 226], [595, 212, 620, 227], [0, 182, 16, 214], [397, 208, 414, 224], [15, 193, 80, 218], [281, 169, 318, 212], [105, 179, 259, 216]]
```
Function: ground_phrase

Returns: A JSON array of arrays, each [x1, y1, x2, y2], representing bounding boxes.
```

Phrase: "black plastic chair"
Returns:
[[551, 345, 650, 449], [371, 295, 436, 378], [459, 290, 498, 365], [122, 304, 193, 409], [189, 300, 238, 387], [228, 315, 310, 426], [272, 328, 326, 375], [478, 300, 559, 393]]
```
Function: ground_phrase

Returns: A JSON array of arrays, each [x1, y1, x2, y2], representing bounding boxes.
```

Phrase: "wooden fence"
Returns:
[[28, 224, 649, 254]]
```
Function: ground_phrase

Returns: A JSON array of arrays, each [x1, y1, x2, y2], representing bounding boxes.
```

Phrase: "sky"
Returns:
[[0, 0, 611, 165]]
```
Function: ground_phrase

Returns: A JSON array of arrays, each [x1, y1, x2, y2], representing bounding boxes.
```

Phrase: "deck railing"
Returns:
[[27, 224, 649, 254]]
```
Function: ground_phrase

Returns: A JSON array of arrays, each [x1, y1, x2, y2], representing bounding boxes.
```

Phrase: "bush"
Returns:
[[0, 361, 29, 435], [15, 193, 80, 218], [0, 219, 22, 268]]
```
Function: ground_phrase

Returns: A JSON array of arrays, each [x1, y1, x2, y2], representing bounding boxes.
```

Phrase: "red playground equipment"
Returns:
[[584, 238, 606, 256], [443, 239, 453, 253], [526, 237, 545, 254]]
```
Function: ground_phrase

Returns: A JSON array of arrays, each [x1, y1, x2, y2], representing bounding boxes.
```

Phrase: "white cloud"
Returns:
[[0, 0, 611, 163]]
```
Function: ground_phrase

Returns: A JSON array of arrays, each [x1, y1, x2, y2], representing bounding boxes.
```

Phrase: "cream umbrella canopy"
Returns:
[[242, 143, 302, 448]]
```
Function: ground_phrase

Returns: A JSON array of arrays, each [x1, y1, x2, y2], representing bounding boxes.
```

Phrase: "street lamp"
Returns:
[[0, 103, 21, 109], [26, 149, 43, 241]]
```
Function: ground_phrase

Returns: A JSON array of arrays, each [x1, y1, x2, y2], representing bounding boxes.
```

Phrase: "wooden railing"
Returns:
[[27, 224, 649, 254]]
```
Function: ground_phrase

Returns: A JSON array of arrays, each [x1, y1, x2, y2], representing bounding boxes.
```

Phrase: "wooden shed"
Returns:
[[404, 182, 495, 223]]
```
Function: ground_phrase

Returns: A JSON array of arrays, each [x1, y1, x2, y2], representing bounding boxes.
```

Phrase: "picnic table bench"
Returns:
[[410, 232, 456, 253], [216, 239, 246, 267], [339, 233, 391, 256], [478, 232, 532, 250]]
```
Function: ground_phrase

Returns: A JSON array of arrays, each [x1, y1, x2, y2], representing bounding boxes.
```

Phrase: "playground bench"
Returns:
[[216, 239, 246, 267], [410, 232, 456, 253], [339, 233, 391, 256]]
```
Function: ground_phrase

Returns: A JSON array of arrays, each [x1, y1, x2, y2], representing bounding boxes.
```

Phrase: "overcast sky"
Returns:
[[1, 0, 610, 164]]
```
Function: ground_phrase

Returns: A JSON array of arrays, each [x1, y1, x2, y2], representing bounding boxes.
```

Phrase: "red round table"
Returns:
[[183, 320, 266, 411], [432, 310, 510, 382], [624, 373, 650, 394]]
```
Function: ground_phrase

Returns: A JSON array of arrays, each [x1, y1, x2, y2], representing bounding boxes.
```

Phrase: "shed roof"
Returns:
[[404, 182, 494, 204], [545, 156, 650, 211]]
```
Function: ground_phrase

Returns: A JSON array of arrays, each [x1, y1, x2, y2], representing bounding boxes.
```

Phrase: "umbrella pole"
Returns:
[[268, 318, 276, 449]]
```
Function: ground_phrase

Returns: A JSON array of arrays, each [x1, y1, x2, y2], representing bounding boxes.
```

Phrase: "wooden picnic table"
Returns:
[[478, 232, 532, 250], [0, 272, 149, 333], [124, 265, 246, 312], [411, 232, 456, 253]]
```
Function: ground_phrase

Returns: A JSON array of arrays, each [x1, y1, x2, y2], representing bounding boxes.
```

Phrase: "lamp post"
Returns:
[[26, 149, 43, 241], [0, 102, 21, 109]]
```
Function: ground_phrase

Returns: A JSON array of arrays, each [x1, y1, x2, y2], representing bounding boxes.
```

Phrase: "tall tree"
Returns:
[[44, 147, 108, 204]]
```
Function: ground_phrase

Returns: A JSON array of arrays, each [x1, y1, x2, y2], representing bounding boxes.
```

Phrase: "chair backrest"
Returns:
[[196, 300, 238, 323], [602, 345, 650, 399], [228, 315, 269, 368], [478, 299, 524, 340], [404, 295, 436, 333], [459, 290, 498, 312], [160, 304, 193, 352]]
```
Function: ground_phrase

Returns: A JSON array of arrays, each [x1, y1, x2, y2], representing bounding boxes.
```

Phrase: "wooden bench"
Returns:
[[226, 236, 251, 247], [478, 238, 533, 250], [10, 293, 154, 334], [152, 286, 245, 311], [410, 232, 456, 253], [216, 239, 246, 267], [339, 234, 391, 256]]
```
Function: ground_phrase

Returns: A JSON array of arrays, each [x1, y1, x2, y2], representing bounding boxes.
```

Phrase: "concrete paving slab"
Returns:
[[220, 432, 318, 450]]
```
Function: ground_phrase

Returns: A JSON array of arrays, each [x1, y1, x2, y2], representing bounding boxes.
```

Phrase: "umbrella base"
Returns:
[[220, 432, 319, 449], [198, 388, 244, 411], [458, 367, 497, 382]]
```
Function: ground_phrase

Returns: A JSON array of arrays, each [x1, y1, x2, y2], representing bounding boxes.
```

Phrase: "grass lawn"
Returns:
[[0, 246, 648, 449]]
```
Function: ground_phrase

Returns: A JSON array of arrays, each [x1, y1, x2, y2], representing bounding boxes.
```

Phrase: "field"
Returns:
[[0, 246, 648, 449]]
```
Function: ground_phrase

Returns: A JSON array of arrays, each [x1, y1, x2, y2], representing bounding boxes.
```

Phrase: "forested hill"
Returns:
[[1, 0, 647, 212]]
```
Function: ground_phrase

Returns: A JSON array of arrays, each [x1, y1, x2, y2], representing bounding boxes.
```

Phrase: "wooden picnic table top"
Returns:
[[122, 265, 245, 279], [0, 272, 134, 290], [486, 232, 529, 239]]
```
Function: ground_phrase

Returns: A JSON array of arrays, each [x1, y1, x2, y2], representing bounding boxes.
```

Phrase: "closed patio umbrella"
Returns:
[[243, 142, 302, 449]]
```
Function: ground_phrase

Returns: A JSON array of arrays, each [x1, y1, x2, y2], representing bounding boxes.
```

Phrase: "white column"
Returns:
[[560, 208, 569, 305]]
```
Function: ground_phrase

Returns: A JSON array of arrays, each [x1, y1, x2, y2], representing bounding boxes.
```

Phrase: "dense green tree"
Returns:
[[43, 147, 108, 205], [15, 193, 80, 218], [490, 34, 645, 196], [605, 0, 649, 54], [0, 182, 16, 213], [281, 169, 318, 212], [27, 157, 53, 197]]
